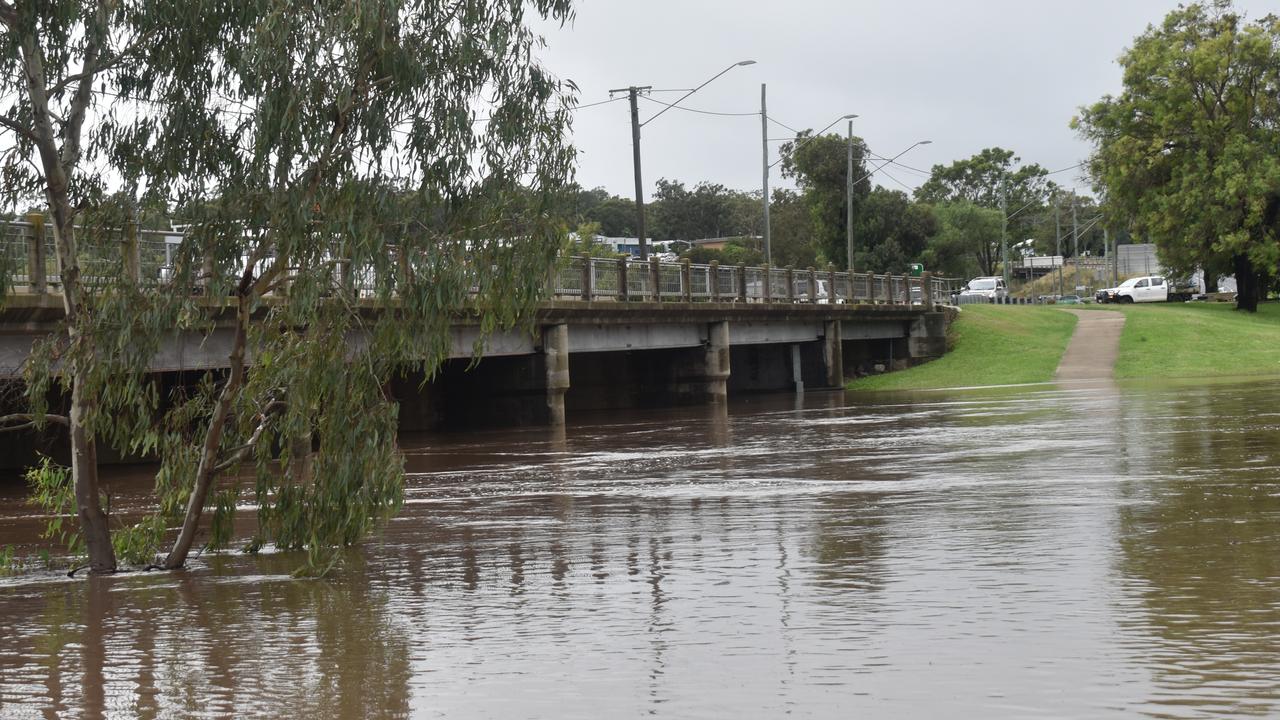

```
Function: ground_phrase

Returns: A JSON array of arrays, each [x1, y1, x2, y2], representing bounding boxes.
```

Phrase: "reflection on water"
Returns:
[[2, 381, 1280, 718]]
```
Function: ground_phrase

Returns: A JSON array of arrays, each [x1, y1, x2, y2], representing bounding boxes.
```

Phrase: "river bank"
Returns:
[[849, 301, 1280, 391]]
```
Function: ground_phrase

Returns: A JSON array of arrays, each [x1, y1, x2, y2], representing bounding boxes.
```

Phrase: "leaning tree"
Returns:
[[1075, 2, 1280, 311], [1, 0, 577, 574]]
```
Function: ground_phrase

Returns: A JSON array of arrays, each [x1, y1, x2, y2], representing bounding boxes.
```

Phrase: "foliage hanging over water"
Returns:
[[1, 0, 578, 575]]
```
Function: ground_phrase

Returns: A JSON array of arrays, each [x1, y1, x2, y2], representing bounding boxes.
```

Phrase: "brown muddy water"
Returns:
[[1, 380, 1279, 718]]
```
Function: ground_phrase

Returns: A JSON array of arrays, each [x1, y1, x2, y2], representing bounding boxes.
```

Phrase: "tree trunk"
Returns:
[[70, 375, 116, 573], [1233, 254, 1258, 313], [161, 298, 250, 569], [290, 431, 314, 486], [20, 3, 115, 574], [1203, 272, 1217, 294]]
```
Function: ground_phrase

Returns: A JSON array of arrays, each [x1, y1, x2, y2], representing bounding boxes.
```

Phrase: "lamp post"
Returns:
[[761, 100, 856, 265], [848, 139, 932, 271], [612, 60, 755, 260]]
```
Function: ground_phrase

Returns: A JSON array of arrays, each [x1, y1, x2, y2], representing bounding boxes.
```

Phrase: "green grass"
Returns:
[[1099, 302, 1280, 379], [847, 305, 1079, 391]]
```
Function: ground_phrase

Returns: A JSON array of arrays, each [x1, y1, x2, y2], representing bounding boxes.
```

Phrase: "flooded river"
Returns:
[[2, 379, 1279, 718]]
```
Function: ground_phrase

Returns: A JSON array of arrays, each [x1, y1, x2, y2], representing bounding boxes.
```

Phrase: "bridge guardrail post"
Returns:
[[762, 263, 771, 303], [827, 264, 837, 303], [25, 212, 46, 294], [580, 255, 593, 302], [807, 266, 817, 304], [123, 218, 141, 284], [785, 266, 795, 303], [922, 271, 934, 310], [681, 259, 692, 302], [737, 263, 747, 303], [617, 258, 628, 301], [709, 261, 720, 302], [649, 257, 660, 302]]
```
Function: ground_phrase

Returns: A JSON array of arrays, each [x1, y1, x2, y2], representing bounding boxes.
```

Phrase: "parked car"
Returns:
[[1096, 275, 1195, 303], [958, 276, 1008, 302], [1057, 294, 1082, 305]]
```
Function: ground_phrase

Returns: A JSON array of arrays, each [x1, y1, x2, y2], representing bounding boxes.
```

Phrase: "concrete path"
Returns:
[[1055, 309, 1125, 381]]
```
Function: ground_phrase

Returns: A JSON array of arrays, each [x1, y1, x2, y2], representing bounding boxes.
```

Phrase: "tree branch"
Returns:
[[47, 28, 154, 97], [0, 115, 37, 143], [59, 0, 112, 179], [0, 413, 70, 432], [210, 400, 286, 475]]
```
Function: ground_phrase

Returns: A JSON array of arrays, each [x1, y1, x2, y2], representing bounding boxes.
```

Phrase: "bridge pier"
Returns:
[[544, 324, 570, 426], [823, 320, 843, 388], [705, 321, 730, 403]]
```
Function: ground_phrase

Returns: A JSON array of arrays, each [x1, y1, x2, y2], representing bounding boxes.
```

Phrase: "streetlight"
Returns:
[[847, 139, 931, 271], [611, 60, 755, 260], [760, 94, 855, 265]]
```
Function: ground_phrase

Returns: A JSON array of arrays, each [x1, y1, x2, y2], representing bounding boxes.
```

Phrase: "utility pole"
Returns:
[[1054, 194, 1063, 297], [1070, 190, 1079, 261], [1000, 184, 1009, 289], [761, 83, 771, 265], [1070, 191, 1080, 294], [1105, 227, 1113, 287], [846, 120, 855, 272], [612, 85, 653, 260]]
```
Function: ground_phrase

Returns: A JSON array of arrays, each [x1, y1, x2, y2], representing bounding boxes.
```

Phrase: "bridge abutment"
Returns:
[[908, 311, 948, 362]]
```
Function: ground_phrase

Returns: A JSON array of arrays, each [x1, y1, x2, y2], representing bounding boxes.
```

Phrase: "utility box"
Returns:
[[908, 263, 924, 277]]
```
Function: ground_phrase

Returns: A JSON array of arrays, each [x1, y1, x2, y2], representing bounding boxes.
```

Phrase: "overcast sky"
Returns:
[[534, 0, 1272, 201]]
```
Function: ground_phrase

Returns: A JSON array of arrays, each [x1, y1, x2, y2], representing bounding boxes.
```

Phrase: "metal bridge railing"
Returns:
[[1, 219, 966, 308]]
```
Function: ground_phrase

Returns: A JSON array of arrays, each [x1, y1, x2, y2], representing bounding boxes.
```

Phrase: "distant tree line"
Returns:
[[555, 142, 1088, 281]]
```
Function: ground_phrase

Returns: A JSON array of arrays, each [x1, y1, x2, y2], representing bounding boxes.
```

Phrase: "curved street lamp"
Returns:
[[611, 60, 756, 260], [761, 104, 857, 265], [847, 139, 932, 271]]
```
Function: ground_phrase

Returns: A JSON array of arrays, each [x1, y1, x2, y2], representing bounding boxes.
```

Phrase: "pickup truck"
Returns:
[[1095, 275, 1196, 303]]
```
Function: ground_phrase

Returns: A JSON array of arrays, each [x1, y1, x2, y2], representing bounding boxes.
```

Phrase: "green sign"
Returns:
[[909, 263, 924, 277]]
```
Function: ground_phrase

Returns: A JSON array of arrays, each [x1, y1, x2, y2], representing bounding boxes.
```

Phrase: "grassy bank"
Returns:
[[846, 305, 1078, 391], [1101, 302, 1280, 379]]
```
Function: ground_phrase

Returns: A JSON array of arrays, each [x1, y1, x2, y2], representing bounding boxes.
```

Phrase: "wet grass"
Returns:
[[1096, 302, 1280, 379], [846, 305, 1078, 391]]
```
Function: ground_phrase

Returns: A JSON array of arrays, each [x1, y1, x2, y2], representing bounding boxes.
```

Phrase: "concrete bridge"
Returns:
[[2, 219, 957, 437]]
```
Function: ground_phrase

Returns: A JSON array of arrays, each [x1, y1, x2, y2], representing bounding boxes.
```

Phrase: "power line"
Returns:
[[873, 167, 917, 193], [766, 116, 801, 134], [637, 95, 758, 118], [865, 153, 931, 177], [570, 96, 626, 110]]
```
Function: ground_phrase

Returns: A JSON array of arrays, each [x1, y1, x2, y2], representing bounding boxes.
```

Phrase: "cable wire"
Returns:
[[637, 95, 759, 118]]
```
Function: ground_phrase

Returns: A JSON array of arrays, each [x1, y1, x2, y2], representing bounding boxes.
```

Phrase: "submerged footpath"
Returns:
[[1055, 309, 1125, 382]]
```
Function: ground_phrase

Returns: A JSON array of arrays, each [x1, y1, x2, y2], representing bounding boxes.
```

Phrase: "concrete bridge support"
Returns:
[[823, 320, 843, 388], [544, 324, 570, 426], [908, 312, 948, 362], [705, 321, 730, 403]]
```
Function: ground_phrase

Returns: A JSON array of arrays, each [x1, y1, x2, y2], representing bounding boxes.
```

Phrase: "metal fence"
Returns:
[[2, 219, 964, 307]]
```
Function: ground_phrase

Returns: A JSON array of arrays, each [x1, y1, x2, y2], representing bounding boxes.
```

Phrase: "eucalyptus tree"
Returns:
[[779, 131, 871, 266], [1075, 2, 1280, 311], [915, 148, 1057, 251], [1, 0, 576, 574]]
